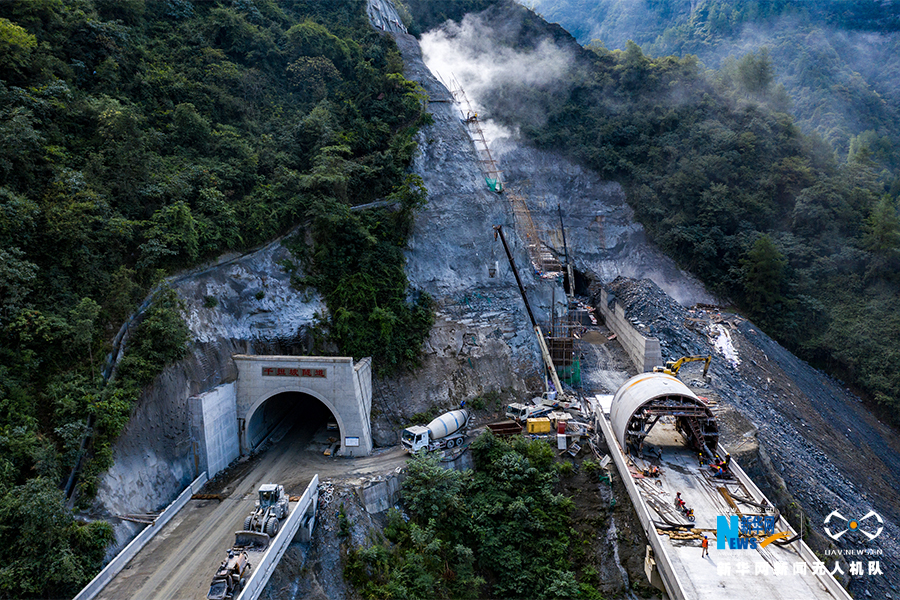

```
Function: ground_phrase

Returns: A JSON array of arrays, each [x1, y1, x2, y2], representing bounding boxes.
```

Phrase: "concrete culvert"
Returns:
[[245, 391, 338, 452]]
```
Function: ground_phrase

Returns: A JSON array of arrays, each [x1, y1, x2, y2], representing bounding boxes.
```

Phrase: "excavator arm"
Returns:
[[654, 355, 711, 378]]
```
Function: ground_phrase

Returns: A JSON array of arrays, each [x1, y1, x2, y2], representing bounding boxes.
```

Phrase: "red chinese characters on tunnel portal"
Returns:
[[261, 366, 326, 378]]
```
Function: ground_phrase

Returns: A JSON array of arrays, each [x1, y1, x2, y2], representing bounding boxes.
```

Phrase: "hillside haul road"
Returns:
[[96, 422, 408, 600]]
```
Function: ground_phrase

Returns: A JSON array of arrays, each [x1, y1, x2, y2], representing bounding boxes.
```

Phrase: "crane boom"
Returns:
[[493, 225, 566, 398]]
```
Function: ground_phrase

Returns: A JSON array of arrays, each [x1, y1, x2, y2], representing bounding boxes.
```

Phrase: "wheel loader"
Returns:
[[235, 483, 289, 547]]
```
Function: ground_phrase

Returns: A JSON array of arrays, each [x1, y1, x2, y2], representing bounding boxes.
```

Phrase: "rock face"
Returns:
[[174, 237, 325, 346], [377, 0, 717, 425], [95, 238, 323, 540], [414, 4, 715, 307], [499, 147, 716, 306]]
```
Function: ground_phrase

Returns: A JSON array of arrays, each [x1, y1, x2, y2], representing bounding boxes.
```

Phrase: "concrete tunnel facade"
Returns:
[[190, 355, 373, 481], [234, 355, 373, 457]]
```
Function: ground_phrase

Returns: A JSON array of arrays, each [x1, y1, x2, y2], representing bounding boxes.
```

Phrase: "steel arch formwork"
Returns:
[[610, 373, 718, 455]]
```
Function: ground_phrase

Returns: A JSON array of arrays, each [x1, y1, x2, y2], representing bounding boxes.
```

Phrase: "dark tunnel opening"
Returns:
[[246, 391, 337, 452]]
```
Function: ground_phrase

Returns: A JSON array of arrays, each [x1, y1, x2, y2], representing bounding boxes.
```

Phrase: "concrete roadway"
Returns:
[[638, 421, 846, 599], [97, 423, 409, 600]]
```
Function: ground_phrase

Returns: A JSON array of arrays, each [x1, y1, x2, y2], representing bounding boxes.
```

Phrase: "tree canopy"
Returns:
[[0, 0, 433, 596]]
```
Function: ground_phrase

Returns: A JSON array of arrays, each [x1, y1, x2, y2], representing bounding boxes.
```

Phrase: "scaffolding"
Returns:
[[507, 191, 565, 279], [445, 75, 504, 193]]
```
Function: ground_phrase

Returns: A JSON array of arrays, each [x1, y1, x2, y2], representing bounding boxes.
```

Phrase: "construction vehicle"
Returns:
[[506, 402, 553, 421], [654, 355, 711, 379], [236, 483, 289, 545], [493, 224, 576, 408], [206, 549, 251, 600], [400, 409, 470, 453]]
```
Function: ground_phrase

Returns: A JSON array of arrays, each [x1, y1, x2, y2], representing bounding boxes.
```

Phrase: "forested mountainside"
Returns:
[[0, 1, 431, 596], [409, 0, 900, 421], [528, 0, 900, 175]]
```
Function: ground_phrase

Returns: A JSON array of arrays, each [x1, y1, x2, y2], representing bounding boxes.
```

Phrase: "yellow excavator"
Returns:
[[654, 355, 712, 379]]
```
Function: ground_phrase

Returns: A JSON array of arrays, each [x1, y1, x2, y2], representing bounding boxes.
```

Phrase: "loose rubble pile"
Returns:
[[596, 276, 734, 363]]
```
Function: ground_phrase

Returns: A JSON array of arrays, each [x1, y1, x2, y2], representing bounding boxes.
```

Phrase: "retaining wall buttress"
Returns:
[[598, 288, 662, 372], [190, 383, 240, 479]]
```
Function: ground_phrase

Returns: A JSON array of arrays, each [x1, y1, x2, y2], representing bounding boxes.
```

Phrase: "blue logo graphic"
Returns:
[[717, 515, 777, 550]]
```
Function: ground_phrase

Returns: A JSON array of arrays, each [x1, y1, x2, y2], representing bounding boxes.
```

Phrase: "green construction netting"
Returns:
[[486, 177, 503, 193], [557, 359, 581, 387]]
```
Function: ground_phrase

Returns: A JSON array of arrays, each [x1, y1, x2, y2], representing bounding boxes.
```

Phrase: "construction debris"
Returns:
[[656, 528, 712, 541], [488, 420, 524, 437], [119, 513, 160, 524], [318, 481, 336, 508], [192, 493, 226, 501]]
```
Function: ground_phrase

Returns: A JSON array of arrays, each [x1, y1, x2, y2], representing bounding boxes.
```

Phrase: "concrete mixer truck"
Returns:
[[400, 409, 470, 453]]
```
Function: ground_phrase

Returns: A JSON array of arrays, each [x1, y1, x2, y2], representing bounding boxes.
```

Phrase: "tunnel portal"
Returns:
[[234, 355, 373, 459], [245, 391, 337, 451], [190, 355, 373, 481]]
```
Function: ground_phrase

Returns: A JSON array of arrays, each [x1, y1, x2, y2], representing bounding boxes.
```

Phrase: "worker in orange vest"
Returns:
[[701, 535, 709, 558]]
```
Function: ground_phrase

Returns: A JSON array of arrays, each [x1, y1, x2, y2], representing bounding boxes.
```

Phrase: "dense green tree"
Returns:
[[0, 477, 113, 598], [863, 195, 900, 255], [742, 234, 788, 314], [0, 0, 435, 594], [347, 436, 577, 599]]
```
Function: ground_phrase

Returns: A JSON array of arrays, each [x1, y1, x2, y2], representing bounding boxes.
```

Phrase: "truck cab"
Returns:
[[400, 425, 430, 452]]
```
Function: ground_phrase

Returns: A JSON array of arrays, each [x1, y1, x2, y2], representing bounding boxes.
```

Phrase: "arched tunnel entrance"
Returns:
[[245, 391, 340, 453], [611, 373, 718, 457], [233, 355, 373, 459]]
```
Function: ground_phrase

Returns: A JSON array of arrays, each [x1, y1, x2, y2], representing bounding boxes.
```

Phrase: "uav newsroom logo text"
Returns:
[[821, 509, 885, 572]]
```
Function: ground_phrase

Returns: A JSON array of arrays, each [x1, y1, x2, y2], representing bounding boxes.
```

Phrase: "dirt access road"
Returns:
[[96, 422, 409, 600]]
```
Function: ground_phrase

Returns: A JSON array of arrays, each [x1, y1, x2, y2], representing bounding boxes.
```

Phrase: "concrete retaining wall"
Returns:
[[360, 471, 406, 514], [73, 473, 209, 600], [723, 445, 852, 600], [359, 448, 474, 514], [598, 288, 662, 372], [237, 474, 319, 600], [190, 383, 239, 479], [595, 412, 687, 600]]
